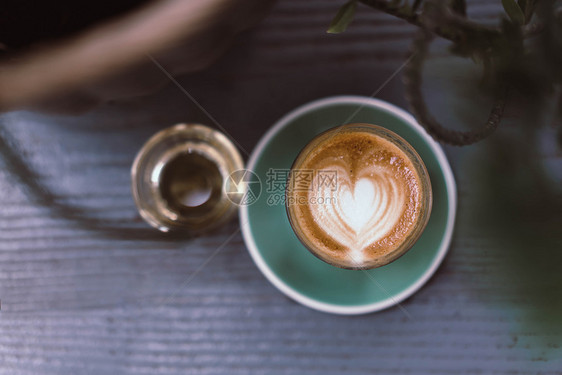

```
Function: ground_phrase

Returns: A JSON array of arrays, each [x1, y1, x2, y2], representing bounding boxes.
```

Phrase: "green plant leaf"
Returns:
[[327, 0, 357, 34], [502, 0, 525, 24]]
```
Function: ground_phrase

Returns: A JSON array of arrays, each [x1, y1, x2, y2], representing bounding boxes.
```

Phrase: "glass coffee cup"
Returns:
[[286, 123, 432, 270]]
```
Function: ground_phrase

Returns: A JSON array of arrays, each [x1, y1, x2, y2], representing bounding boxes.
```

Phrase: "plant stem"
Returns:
[[403, 29, 507, 145], [358, 0, 422, 29], [358, 0, 500, 44]]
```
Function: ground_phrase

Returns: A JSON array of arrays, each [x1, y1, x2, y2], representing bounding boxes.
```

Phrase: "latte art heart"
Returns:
[[287, 126, 427, 268], [339, 178, 376, 235], [308, 163, 407, 262]]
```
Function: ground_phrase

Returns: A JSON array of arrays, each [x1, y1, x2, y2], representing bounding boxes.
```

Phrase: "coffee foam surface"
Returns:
[[289, 130, 423, 267]]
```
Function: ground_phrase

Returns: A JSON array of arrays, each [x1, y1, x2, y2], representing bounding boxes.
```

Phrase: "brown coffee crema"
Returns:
[[287, 124, 429, 269]]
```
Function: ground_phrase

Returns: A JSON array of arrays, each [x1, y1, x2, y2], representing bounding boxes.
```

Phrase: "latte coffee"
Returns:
[[286, 123, 432, 269]]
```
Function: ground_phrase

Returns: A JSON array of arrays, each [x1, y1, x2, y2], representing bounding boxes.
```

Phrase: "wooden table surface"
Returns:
[[1, 1, 561, 374]]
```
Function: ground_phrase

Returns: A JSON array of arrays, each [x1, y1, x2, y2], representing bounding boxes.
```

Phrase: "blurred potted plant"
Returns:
[[328, 0, 562, 145]]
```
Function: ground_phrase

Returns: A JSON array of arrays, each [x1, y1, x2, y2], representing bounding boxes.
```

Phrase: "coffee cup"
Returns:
[[240, 96, 456, 314], [286, 123, 432, 270]]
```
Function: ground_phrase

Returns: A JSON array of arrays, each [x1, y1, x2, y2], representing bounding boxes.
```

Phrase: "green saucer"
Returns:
[[239, 96, 456, 314]]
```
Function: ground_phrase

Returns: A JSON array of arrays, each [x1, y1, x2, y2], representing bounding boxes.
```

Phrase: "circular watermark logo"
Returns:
[[224, 169, 262, 206]]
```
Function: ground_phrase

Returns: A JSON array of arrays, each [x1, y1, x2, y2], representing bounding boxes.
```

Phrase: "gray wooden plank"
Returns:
[[1, 0, 561, 374]]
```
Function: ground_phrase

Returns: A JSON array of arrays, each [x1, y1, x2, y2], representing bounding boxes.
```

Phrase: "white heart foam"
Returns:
[[340, 178, 376, 234], [309, 165, 405, 260]]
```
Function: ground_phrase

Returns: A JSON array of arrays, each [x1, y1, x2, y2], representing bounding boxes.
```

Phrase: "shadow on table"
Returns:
[[0, 123, 206, 243], [470, 127, 562, 358]]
